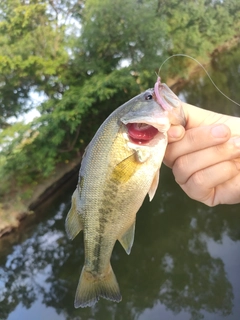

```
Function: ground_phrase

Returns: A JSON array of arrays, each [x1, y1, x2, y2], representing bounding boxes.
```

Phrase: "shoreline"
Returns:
[[0, 158, 80, 237]]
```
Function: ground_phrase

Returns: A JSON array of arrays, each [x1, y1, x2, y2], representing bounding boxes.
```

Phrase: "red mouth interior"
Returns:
[[127, 123, 159, 145]]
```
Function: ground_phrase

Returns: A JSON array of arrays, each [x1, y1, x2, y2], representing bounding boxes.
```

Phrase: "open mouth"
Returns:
[[126, 123, 159, 145]]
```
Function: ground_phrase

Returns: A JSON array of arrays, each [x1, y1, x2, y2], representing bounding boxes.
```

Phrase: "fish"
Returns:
[[65, 78, 186, 308]]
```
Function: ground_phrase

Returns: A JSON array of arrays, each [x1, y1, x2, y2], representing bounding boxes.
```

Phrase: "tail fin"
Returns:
[[74, 265, 122, 308]]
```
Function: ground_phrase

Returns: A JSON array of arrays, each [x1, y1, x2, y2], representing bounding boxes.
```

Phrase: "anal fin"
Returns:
[[118, 221, 136, 255]]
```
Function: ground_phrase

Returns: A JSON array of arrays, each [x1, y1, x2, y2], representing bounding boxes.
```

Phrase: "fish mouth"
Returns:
[[126, 123, 159, 145]]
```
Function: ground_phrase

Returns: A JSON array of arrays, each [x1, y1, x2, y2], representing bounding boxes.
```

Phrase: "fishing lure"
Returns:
[[153, 75, 186, 126]]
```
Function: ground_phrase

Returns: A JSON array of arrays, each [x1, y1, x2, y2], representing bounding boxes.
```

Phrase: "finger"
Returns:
[[179, 160, 240, 206], [182, 103, 226, 129], [167, 125, 185, 142], [213, 171, 240, 205], [173, 136, 240, 184], [164, 124, 231, 168], [182, 103, 240, 136]]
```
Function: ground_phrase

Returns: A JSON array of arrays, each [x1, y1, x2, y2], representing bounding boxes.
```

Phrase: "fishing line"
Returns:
[[157, 53, 240, 107]]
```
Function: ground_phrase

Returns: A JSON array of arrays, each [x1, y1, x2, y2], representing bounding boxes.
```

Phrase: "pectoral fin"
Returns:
[[111, 153, 141, 183], [148, 169, 160, 201], [118, 221, 136, 255], [65, 189, 83, 240]]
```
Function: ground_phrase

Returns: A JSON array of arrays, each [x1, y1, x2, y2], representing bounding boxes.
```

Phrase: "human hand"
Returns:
[[164, 103, 240, 206]]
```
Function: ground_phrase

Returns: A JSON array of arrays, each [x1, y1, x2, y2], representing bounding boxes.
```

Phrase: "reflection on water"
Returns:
[[7, 301, 66, 320], [0, 47, 240, 320], [1, 169, 240, 320], [0, 201, 73, 320]]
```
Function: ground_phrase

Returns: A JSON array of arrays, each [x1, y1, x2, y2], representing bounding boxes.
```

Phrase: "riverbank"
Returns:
[[0, 158, 80, 237]]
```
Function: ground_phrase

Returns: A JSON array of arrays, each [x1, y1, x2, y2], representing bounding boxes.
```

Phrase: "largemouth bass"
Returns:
[[65, 78, 185, 308]]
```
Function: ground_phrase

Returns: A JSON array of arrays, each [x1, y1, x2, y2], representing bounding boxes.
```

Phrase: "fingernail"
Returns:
[[168, 126, 184, 138], [211, 124, 229, 138]]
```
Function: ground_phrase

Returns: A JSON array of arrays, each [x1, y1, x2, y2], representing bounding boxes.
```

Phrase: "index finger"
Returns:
[[164, 123, 231, 168], [182, 103, 240, 134]]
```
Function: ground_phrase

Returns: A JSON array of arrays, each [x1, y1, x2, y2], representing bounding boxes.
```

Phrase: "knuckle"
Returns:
[[182, 171, 215, 206], [190, 170, 206, 189], [173, 155, 190, 181], [214, 141, 235, 158], [214, 143, 228, 155], [222, 160, 238, 177], [163, 149, 174, 168]]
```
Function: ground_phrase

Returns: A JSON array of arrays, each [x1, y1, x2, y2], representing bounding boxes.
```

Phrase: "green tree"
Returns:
[[0, 0, 77, 127], [156, 0, 240, 77]]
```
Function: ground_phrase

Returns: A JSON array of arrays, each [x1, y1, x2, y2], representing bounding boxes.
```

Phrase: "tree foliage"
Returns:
[[0, 0, 239, 199], [0, 0, 71, 125]]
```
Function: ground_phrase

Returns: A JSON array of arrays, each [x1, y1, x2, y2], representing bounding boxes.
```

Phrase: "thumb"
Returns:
[[167, 125, 185, 143]]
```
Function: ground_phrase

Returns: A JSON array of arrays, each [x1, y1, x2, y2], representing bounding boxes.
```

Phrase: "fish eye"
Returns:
[[144, 92, 153, 100]]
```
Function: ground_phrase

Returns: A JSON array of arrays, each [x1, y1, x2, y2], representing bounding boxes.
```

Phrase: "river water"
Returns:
[[0, 47, 240, 320]]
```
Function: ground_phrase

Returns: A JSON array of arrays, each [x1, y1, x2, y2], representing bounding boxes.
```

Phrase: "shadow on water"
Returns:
[[0, 47, 240, 320]]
